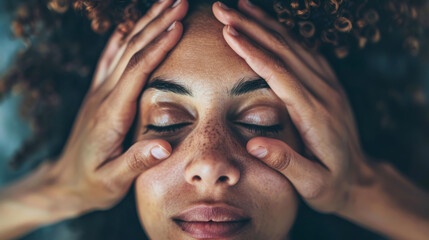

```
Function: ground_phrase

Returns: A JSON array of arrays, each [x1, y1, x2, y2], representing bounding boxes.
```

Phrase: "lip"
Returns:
[[173, 205, 251, 239]]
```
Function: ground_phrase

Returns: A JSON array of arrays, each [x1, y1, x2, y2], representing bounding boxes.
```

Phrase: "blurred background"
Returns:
[[1, 0, 428, 239], [0, 3, 32, 186]]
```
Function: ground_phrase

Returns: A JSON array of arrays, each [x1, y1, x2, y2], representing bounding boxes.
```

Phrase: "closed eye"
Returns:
[[143, 122, 192, 134], [234, 122, 283, 135], [143, 122, 283, 136]]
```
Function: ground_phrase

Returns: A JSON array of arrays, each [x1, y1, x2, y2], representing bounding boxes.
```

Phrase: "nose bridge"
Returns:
[[184, 118, 241, 188]]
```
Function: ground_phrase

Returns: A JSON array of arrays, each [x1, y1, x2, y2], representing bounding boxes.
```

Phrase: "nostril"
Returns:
[[218, 176, 229, 183], [192, 175, 202, 181]]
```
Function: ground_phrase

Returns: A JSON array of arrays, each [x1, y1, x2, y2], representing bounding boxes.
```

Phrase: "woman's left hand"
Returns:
[[213, 0, 369, 214], [213, 2, 429, 240]]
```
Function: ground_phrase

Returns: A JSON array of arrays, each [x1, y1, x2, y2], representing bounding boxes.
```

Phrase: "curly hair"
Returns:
[[1, 0, 429, 239], [1, 0, 428, 170]]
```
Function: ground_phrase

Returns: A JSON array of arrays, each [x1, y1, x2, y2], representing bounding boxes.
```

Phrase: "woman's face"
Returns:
[[134, 8, 301, 240]]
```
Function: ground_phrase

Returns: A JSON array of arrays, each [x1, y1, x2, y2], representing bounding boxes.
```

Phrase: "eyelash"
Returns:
[[234, 122, 283, 135], [144, 123, 192, 134], [144, 122, 282, 135]]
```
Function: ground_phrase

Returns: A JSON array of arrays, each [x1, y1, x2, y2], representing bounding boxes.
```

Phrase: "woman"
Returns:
[[0, 0, 428, 239]]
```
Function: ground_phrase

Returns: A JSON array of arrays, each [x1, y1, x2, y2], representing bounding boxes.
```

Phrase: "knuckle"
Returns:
[[127, 49, 147, 71], [100, 177, 120, 195], [86, 111, 106, 134], [126, 146, 149, 171], [127, 32, 141, 50], [267, 150, 291, 171], [146, 8, 158, 20], [158, 9, 175, 28], [303, 179, 327, 200], [329, 88, 348, 110], [270, 30, 288, 48], [235, 11, 248, 24], [153, 36, 170, 54]]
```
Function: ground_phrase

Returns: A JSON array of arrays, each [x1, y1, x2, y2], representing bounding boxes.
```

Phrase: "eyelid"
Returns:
[[235, 106, 280, 126], [147, 106, 196, 126]]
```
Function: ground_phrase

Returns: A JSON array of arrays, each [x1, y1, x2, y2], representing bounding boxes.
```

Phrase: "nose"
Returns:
[[184, 154, 240, 188]]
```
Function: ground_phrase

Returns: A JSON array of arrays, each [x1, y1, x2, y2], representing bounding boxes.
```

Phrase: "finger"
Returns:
[[104, 21, 183, 125], [236, 0, 314, 64], [221, 24, 314, 121], [220, 7, 351, 168], [222, 25, 348, 169], [99, 139, 172, 189], [214, 1, 337, 96], [91, 27, 125, 91], [103, 0, 188, 92], [213, 2, 300, 70], [126, 0, 178, 42], [247, 137, 330, 200], [237, 0, 319, 61], [237, 0, 288, 35], [106, 0, 178, 78], [237, 0, 338, 84]]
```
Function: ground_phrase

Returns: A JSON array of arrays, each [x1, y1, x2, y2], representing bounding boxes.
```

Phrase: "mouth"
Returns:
[[173, 205, 251, 239]]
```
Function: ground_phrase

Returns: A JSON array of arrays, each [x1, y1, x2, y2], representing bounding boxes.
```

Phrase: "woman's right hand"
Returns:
[[46, 0, 188, 216], [0, 3, 188, 239]]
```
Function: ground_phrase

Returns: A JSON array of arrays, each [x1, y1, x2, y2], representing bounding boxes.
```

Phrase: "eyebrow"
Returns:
[[146, 77, 270, 97], [230, 78, 270, 96], [146, 78, 193, 96]]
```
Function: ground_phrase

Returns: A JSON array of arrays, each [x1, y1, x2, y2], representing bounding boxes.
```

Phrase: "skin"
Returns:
[[212, 1, 429, 239], [0, 0, 186, 238], [133, 5, 300, 239], [0, 0, 428, 240]]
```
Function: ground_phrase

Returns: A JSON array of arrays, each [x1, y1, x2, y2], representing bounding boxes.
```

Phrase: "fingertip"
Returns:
[[171, 20, 184, 34], [212, 1, 230, 24], [222, 25, 240, 46], [146, 139, 172, 160], [151, 145, 171, 160], [150, 139, 172, 153], [246, 137, 269, 157], [246, 137, 285, 154], [227, 25, 240, 37], [172, 0, 189, 21], [247, 136, 271, 146], [163, 21, 184, 48]]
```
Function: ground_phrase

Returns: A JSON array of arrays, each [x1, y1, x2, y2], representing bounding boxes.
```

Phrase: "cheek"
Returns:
[[134, 159, 187, 239], [134, 130, 299, 239], [244, 160, 298, 238]]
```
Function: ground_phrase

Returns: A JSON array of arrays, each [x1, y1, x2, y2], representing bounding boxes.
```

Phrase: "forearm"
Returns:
[[339, 162, 429, 240], [0, 163, 79, 240]]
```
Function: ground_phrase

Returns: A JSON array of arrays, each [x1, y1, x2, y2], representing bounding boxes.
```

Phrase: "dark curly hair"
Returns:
[[1, 0, 429, 239]]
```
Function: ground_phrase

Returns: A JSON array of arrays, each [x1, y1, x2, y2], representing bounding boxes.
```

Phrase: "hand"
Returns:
[[45, 0, 188, 216], [212, 0, 371, 214]]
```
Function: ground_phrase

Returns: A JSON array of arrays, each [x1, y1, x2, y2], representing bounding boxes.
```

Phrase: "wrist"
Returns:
[[2, 161, 82, 225], [37, 161, 88, 222], [338, 159, 429, 240], [0, 161, 81, 239]]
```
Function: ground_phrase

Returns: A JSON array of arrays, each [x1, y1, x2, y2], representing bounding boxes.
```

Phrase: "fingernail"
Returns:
[[218, 1, 230, 10], [228, 25, 239, 36], [171, 0, 181, 8], [246, 0, 255, 7], [249, 146, 268, 158], [151, 145, 171, 160], [167, 21, 177, 31]]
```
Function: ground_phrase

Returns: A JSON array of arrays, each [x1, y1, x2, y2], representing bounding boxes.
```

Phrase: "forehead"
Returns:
[[149, 8, 257, 89]]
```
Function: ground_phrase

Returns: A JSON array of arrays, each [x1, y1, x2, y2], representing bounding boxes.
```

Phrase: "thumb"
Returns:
[[247, 137, 329, 199], [100, 139, 172, 188]]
